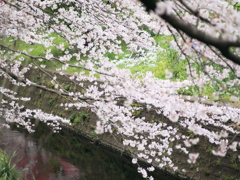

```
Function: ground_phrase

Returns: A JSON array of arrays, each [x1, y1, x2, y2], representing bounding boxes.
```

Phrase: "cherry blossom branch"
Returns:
[[138, 0, 240, 65], [207, 45, 238, 77], [0, 43, 114, 77], [0, 65, 94, 102], [177, 0, 214, 26]]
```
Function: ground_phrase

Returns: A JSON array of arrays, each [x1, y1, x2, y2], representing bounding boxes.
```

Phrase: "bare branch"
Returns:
[[177, 0, 214, 26]]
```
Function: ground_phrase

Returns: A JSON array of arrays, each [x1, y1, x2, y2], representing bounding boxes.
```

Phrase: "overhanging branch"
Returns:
[[0, 66, 92, 102], [138, 0, 240, 65]]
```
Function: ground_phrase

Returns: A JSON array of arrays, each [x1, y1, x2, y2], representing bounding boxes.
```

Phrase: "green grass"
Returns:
[[0, 150, 22, 180], [177, 82, 240, 104], [105, 40, 132, 61], [115, 34, 188, 80], [1, 32, 238, 103], [0, 34, 104, 76], [233, 2, 240, 11], [0, 32, 187, 80]]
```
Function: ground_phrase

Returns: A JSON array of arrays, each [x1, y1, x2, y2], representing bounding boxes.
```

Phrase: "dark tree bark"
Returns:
[[138, 0, 240, 66]]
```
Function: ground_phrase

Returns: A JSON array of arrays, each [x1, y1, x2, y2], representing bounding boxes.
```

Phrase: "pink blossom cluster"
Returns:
[[0, 0, 240, 179]]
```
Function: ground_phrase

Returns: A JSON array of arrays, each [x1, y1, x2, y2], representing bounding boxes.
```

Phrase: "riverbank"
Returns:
[[1, 67, 240, 180]]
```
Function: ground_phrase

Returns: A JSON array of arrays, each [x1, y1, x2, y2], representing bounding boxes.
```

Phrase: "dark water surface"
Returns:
[[0, 118, 180, 180], [0, 119, 144, 180]]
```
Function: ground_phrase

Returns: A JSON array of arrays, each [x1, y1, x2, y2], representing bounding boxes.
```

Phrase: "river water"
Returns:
[[0, 118, 144, 180], [0, 117, 180, 180]]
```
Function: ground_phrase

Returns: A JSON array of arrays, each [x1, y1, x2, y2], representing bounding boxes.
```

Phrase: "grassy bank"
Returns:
[[0, 32, 239, 104]]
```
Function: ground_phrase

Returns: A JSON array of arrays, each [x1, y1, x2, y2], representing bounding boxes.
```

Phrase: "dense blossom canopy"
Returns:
[[0, 0, 240, 179]]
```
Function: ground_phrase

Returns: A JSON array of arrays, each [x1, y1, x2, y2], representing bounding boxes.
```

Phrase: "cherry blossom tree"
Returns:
[[140, 0, 240, 64], [0, 0, 240, 179]]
